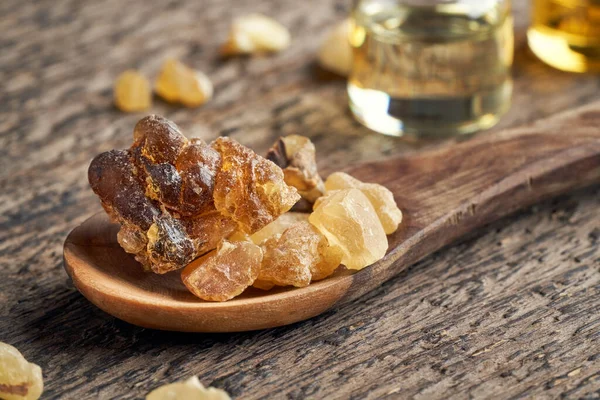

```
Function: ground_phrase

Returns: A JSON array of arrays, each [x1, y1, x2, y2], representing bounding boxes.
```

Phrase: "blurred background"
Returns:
[[2, 0, 600, 169]]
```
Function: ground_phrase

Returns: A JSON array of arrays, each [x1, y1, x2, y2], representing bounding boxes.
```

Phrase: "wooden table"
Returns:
[[1, 1, 599, 399]]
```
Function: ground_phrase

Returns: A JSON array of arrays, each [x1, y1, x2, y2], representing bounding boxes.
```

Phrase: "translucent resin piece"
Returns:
[[181, 211, 238, 256], [117, 224, 148, 256], [309, 188, 388, 270], [89, 149, 160, 229], [318, 19, 352, 77], [175, 142, 221, 216], [181, 240, 263, 301], [212, 137, 300, 234], [259, 221, 341, 287], [146, 376, 230, 400], [324, 172, 402, 234], [311, 241, 343, 281], [250, 212, 309, 245], [132, 115, 188, 165]]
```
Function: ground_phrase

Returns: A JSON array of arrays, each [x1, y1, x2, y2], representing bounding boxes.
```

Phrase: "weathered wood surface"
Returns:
[[1, 0, 599, 399]]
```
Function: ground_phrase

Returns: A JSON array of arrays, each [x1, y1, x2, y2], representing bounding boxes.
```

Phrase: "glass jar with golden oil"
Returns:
[[528, 0, 600, 73], [348, 0, 514, 137]]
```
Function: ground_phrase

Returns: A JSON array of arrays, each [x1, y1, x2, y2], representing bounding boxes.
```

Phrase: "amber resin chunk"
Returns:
[[89, 115, 297, 274], [89, 148, 160, 230], [324, 172, 402, 234], [259, 221, 342, 287], [212, 137, 300, 233], [175, 142, 222, 216], [309, 188, 388, 270], [0, 342, 43, 400], [181, 211, 237, 256], [182, 240, 262, 301]]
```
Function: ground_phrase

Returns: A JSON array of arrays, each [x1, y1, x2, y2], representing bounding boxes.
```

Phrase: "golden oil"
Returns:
[[348, 2, 513, 137], [528, 0, 600, 73]]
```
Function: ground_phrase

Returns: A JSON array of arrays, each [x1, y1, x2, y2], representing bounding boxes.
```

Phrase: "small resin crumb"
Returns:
[[310, 188, 388, 270], [0, 342, 43, 400], [266, 135, 325, 208], [221, 13, 290, 55], [182, 240, 263, 301], [324, 172, 402, 234], [146, 376, 230, 400], [114, 70, 152, 112], [155, 59, 213, 107]]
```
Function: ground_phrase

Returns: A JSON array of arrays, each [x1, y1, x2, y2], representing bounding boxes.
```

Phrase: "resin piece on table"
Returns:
[[155, 59, 213, 108], [146, 376, 230, 400], [221, 13, 290, 55], [114, 70, 152, 112], [0, 342, 43, 400]]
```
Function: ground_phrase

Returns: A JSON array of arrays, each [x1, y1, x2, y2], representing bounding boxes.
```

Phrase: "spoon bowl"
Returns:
[[64, 213, 359, 332]]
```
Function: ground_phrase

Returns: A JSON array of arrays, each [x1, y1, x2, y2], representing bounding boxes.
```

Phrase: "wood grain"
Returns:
[[1, 0, 599, 399], [63, 101, 600, 333]]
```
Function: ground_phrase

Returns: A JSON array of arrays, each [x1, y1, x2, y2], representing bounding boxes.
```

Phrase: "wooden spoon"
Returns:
[[63, 102, 600, 332]]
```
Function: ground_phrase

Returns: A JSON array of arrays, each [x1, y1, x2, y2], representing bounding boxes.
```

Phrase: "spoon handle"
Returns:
[[345, 101, 600, 304]]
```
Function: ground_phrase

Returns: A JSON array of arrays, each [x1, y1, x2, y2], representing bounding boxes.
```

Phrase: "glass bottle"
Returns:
[[528, 0, 600, 73], [348, 0, 514, 137]]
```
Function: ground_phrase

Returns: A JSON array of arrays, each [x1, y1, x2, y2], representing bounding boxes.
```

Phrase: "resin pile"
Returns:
[[89, 116, 402, 301]]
